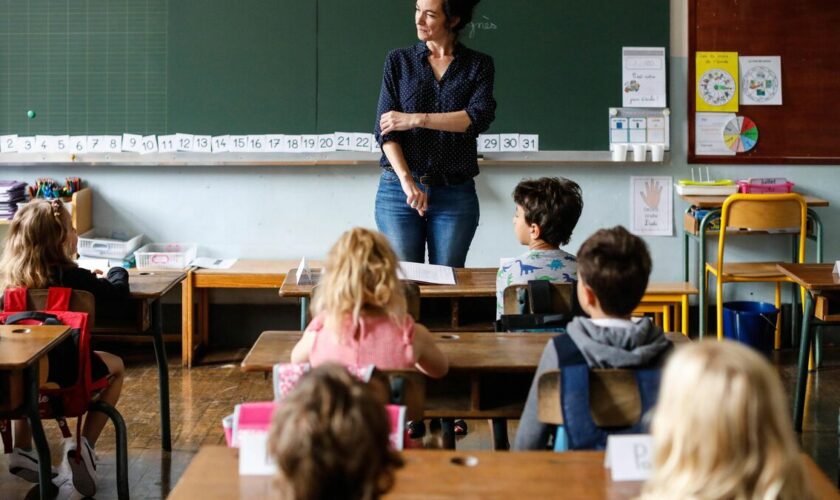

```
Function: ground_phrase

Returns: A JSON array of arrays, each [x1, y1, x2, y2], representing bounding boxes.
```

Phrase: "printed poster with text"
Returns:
[[631, 176, 673, 237], [696, 52, 739, 112]]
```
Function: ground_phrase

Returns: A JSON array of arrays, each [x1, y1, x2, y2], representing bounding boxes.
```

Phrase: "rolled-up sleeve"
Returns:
[[464, 56, 496, 137], [374, 53, 402, 146]]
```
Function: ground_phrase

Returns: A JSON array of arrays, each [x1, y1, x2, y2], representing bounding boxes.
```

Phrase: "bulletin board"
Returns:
[[688, 0, 840, 164]]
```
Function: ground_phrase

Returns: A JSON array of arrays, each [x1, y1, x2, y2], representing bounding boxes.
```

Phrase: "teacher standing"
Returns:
[[374, 0, 496, 267]]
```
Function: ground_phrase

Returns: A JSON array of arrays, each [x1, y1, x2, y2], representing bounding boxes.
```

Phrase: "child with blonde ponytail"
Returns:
[[292, 227, 448, 378]]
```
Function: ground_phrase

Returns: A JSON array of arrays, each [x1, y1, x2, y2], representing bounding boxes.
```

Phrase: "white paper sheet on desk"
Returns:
[[191, 258, 237, 269], [398, 262, 456, 285], [77, 257, 113, 272]]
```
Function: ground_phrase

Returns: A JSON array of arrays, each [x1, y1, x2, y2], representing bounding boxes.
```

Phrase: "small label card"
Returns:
[[1, 135, 19, 153], [211, 135, 230, 153], [193, 135, 212, 153], [122, 133, 144, 153], [478, 134, 500, 152], [157, 134, 177, 153], [834, 260, 840, 274], [284, 135, 303, 153], [265, 134, 285, 152], [350, 133, 373, 152], [335, 132, 354, 151], [500, 133, 520, 152], [35, 135, 56, 153], [141, 135, 158, 154], [370, 134, 382, 153], [300, 134, 318, 153], [247, 135, 267, 153], [17, 136, 36, 153], [229, 135, 249, 152], [317, 133, 336, 152], [175, 133, 194, 152], [604, 434, 654, 481], [70, 136, 88, 153], [519, 134, 539, 152], [296, 256, 312, 285]]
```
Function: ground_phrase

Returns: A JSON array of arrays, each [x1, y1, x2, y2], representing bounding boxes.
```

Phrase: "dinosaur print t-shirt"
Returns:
[[496, 249, 578, 319]]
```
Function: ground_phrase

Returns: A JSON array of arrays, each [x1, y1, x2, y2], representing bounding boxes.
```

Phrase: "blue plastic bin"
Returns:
[[722, 301, 778, 356]]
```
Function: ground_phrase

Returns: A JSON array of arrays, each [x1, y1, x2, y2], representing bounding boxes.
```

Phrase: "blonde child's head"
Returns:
[[268, 363, 403, 500], [312, 227, 407, 332], [0, 199, 77, 290], [641, 341, 812, 500]]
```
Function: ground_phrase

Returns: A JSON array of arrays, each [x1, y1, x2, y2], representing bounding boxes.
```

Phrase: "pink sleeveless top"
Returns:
[[308, 312, 416, 370]]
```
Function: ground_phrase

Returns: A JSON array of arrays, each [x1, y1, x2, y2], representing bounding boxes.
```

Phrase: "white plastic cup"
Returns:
[[650, 143, 665, 162], [611, 144, 628, 162], [632, 144, 647, 162]]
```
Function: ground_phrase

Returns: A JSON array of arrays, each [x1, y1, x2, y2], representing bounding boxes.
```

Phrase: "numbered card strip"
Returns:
[[1, 132, 538, 155]]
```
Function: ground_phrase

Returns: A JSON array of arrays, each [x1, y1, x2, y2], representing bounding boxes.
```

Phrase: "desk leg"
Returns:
[[681, 295, 689, 336], [697, 210, 718, 339], [793, 292, 815, 432], [683, 207, 691, 282], [150, 298, 172, 451], [181, 271, 194, 368], [25, 363, 54, 500], [440, 419, 455, 450], [300, 297, 309, 330]]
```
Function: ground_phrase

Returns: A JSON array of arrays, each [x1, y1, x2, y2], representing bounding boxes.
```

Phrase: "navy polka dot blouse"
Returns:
[[374, 41, 496, 178]]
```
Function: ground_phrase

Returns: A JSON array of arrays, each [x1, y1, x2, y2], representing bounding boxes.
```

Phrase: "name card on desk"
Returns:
[[834, 261, 840, 274], [604, 434, 654, 481]]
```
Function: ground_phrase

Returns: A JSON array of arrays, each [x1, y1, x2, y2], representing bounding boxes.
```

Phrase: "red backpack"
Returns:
[[0, 287, 109, 452]]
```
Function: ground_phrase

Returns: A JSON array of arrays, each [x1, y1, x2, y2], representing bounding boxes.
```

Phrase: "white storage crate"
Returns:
[[134, 243, 197, 269], [77, 229, 144, 260]]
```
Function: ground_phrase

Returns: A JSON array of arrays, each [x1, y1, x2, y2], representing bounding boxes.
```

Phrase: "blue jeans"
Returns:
[[375, 171, 480, 267]]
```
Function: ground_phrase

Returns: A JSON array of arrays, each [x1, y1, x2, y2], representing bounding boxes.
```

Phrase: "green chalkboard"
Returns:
[[0, 0, 669, 151]]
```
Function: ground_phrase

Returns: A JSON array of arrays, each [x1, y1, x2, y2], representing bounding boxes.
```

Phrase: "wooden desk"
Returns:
[[281, 268, 687, 333], [242, 330, 547, 419], [636, 282, 698, 335], [681, 194, 828, 337], [0, 325, 71, 500], [126, 269, 186, 452], [777, 263, 840, 432], [181, 259, 320, 367], [169, 446, 840, 500]]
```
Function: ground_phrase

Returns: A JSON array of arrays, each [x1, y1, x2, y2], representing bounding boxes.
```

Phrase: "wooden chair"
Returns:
[[537, 369, 648, 451], [703, 193, 808, 344], [503, 281, 577, 317], [403, 282, 421, 322], [2, 289, 129, 500]]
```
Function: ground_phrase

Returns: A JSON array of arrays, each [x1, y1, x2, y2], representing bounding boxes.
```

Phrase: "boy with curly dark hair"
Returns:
[[496, 177, 584, 318]]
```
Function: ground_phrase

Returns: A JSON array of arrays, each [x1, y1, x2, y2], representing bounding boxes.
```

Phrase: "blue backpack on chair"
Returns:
[[554, 335, 662, 451]]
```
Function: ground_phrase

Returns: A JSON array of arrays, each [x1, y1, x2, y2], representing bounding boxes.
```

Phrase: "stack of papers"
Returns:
[[398, 262, 456, 285], [0, 181, 26, 220]]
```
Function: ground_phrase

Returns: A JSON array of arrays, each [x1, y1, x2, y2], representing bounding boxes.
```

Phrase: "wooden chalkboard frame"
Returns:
[[688, 0, 840, 164]]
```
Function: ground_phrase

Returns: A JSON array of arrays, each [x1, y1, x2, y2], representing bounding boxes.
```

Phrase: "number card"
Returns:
[[350, 133, 372, 152], [17, 137, 36, 153], [334, 132, 354, 151], [35, 135, 56, 153], [317, 134, 336, 152], [229, 135, 249, 152], [500, 134, 520, 152], [122, 134, 144, 153], [193, 135, 212, 153], [157, 135, 178, 153], [264, 134, 285, 152], [247, 135, 266, 153], [519, 134, 539, 152], [478, 134, 500, 152], [370, 135, 382, 153], [284, 135, 302, 153], [141, 135, 158, 154], [86, 136, 106, 153], [53, 135, 70, 153], [1, 135, 18, 153], [70, 136, 88, 153], [211, 135, 230, 153], [175, 133, 194, 152], [300, 135, 318, 153], [102, 136, 122, 153]]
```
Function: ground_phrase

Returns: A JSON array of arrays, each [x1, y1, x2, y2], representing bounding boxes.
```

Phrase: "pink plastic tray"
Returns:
[[737, 180, 794, 194]]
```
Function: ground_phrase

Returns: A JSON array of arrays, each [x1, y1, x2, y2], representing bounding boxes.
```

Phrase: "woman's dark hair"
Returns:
[[442, 0, 481, 36]]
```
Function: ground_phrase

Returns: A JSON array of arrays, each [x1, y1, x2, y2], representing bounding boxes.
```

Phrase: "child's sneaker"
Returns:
[[9, 447, 59, 483], [66, 437, 97, 497]]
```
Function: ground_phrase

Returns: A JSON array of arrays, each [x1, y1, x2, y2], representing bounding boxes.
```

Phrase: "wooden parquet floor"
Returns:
[[1, 344, 839, 499]]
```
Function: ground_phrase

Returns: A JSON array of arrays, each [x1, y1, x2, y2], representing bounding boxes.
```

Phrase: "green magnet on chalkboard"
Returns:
[[27, 110, 36, 119]]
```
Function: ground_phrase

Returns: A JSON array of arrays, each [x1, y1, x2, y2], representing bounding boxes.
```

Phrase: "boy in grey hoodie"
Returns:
[[513, 226, 673, 450]]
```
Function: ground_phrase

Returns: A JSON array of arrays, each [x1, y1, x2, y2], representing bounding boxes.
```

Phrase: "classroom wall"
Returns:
[[2, 0, 838, 308]]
